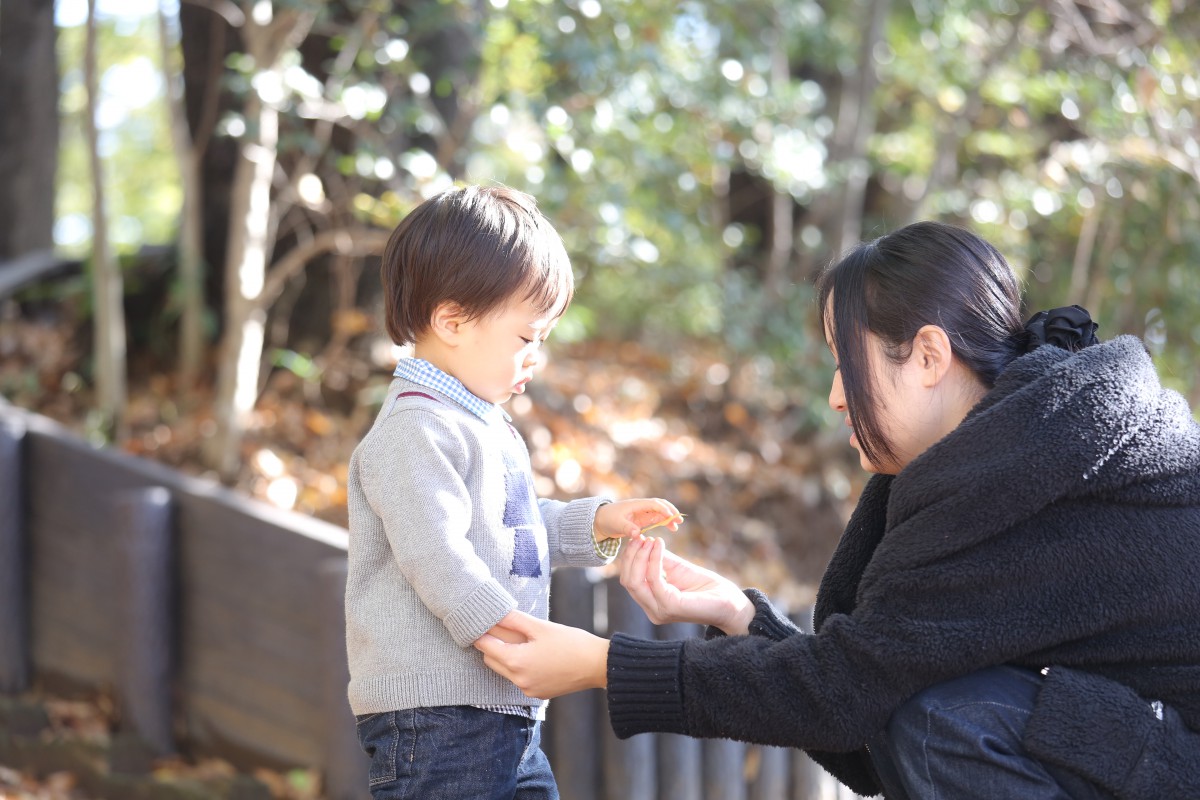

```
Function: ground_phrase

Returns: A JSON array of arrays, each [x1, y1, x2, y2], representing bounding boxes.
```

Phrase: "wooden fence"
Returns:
[[0, 401, 863, 800]]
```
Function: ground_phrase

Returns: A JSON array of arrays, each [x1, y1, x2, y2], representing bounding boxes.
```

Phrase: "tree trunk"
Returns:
[[206, 84, 278, 477], [0, 0, 59, 260], [205, 5, 314, 477], [85, 0, 128, 440], [826, 0, 892, 259], [159, 1, 207, 392]]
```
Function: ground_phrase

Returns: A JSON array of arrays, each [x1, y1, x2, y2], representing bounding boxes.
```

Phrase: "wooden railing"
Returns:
[[0, 401, 861, 799]]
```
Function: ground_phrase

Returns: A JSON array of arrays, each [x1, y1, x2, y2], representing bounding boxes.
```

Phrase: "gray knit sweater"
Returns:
[[345, 377, 612, 715]]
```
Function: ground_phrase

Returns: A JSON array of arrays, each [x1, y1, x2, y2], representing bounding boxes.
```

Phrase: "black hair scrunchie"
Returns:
[[1022, 305, 1100, 353]]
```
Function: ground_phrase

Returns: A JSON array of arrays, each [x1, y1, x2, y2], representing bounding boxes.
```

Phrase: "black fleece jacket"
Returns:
[[606, 336, 1200, 798]]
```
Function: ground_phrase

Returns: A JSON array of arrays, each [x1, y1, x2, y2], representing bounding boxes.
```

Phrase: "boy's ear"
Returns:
[[912, 324, 954, 387], [428, 302, 468, 346]]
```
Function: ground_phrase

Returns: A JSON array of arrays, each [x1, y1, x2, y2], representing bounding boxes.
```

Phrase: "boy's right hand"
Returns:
[[594, 498, 684, 540]]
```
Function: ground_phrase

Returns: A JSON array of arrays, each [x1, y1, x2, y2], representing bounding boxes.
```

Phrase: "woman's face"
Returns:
[[825, 315, 939, 475]]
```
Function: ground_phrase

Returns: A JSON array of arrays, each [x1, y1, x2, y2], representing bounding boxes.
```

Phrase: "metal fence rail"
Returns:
[[0, 401, 861, 800]]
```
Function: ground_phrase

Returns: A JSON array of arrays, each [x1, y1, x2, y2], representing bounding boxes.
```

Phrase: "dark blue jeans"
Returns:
[[355, 706, 557, 800], [868, 666, 1112, 799]]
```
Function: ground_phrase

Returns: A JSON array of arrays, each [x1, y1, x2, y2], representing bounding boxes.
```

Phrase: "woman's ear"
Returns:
[[912, 325, 954, 387], [428, 302, 467, 346]]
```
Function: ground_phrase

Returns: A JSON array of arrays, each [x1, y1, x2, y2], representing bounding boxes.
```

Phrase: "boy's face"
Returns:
[[448, 296, 559, 404]]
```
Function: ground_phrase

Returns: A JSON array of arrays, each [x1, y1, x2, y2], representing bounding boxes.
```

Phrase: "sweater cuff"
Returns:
[[607, 634, 688, 739], [746, 588, 802, 641], [442, 579, 517, 647], [559, 496, 616, 564], [703, 589, 799, 642]]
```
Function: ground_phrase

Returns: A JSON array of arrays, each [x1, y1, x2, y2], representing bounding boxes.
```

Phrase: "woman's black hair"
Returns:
[[815, 221, 1024, 468]]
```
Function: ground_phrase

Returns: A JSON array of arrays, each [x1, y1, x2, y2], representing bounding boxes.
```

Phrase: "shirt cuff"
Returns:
[[592, 530, 621, 559], [590, 499, 621, 560]]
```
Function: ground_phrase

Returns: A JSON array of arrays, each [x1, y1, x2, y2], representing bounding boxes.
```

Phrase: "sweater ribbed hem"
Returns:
[[349, 668, 546, 716], [607, 634, 687, 739], [443, 580, 517, 647]]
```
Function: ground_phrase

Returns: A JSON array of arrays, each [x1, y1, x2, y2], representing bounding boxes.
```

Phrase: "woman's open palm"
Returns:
[[619, 536, 753, 635]]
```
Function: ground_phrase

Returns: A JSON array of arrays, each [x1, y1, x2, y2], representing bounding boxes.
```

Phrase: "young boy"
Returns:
[[345, 185, 681, 799]]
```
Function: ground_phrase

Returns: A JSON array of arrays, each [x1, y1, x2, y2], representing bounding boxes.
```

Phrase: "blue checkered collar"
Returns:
[[393, 357, 510, 422]]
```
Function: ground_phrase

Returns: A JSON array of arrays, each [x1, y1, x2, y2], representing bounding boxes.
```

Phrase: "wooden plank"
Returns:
[[747, 745, 790, 800], [115, 488, 176, 757], [656, 622, 703, 800], [316, 559, 370, 800], [602, 577, 657, 800], [0, 250, 78, 298], [182, 693, 324, 769], [703, 738, 747, 800], [0, 414, 29, 691], [3, 404, 357, 770], [547, 568, 602, 800]]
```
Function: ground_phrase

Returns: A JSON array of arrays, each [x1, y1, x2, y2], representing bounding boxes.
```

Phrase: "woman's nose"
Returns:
[[828, 371, 846, 412]]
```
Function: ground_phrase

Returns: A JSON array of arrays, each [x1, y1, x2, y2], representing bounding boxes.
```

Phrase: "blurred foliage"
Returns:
[[55, 16, 179, 257], [52, 0, 1200, 413]]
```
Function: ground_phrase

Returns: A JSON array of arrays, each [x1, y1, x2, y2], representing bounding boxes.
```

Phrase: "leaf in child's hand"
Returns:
[[640, 513, 685, 534]]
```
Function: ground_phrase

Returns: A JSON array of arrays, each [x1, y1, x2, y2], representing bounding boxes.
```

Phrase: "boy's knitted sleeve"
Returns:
[[540, 496, 615, 567], [361, 409, 516, 647]]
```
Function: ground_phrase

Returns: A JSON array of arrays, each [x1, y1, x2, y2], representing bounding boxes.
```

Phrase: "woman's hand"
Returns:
[[594, 498, 684, 539], [619, 535, 754, 635], [475, 610, 609, 699]]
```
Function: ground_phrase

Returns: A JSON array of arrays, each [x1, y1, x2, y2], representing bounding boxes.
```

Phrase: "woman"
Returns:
[[475, 221, 1200, 798]]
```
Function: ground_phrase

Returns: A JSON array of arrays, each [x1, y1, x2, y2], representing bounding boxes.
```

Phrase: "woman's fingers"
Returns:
[[619, 535, 650, 590]]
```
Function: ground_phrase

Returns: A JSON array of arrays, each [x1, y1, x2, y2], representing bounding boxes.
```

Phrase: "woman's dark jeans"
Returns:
[[868, 665, 1113, 799]]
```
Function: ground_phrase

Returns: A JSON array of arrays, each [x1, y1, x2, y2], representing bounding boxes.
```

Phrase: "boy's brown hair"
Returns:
[[381, 185, 574, 346]]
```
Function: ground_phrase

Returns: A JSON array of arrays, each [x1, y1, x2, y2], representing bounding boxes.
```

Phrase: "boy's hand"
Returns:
[[594, 498, 683, 540]]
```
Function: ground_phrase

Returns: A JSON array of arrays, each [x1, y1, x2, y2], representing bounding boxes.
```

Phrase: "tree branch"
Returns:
[[180, 0, 245, 28], [257, 227, 391, 311]]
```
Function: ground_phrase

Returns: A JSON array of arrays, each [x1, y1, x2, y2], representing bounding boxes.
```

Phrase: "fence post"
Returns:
[[747, 745, 790, 800], [703, 737, 747, 800], [547, 568, 602, 800], [318, 558, 369, 800], [655, 621, 703, 800], [785, 604, 853, 800], [0, 416, 29, 693], [114, 487, 176, 765], [603, 576, 657, 800]]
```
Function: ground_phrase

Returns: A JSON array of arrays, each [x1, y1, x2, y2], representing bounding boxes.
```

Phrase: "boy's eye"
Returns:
[[521, 336, 543, 347]]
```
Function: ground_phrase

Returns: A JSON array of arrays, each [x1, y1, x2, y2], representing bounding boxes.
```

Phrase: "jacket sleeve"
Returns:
[[1023, 666, 1200, 799], [609, 589, 920, 750]]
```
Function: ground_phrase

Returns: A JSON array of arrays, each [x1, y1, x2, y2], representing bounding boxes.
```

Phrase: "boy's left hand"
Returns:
[[594, 498, 684, 540]]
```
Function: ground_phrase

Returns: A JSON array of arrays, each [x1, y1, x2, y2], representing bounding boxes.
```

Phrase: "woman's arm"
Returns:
[[474, 537, 780, 699]]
